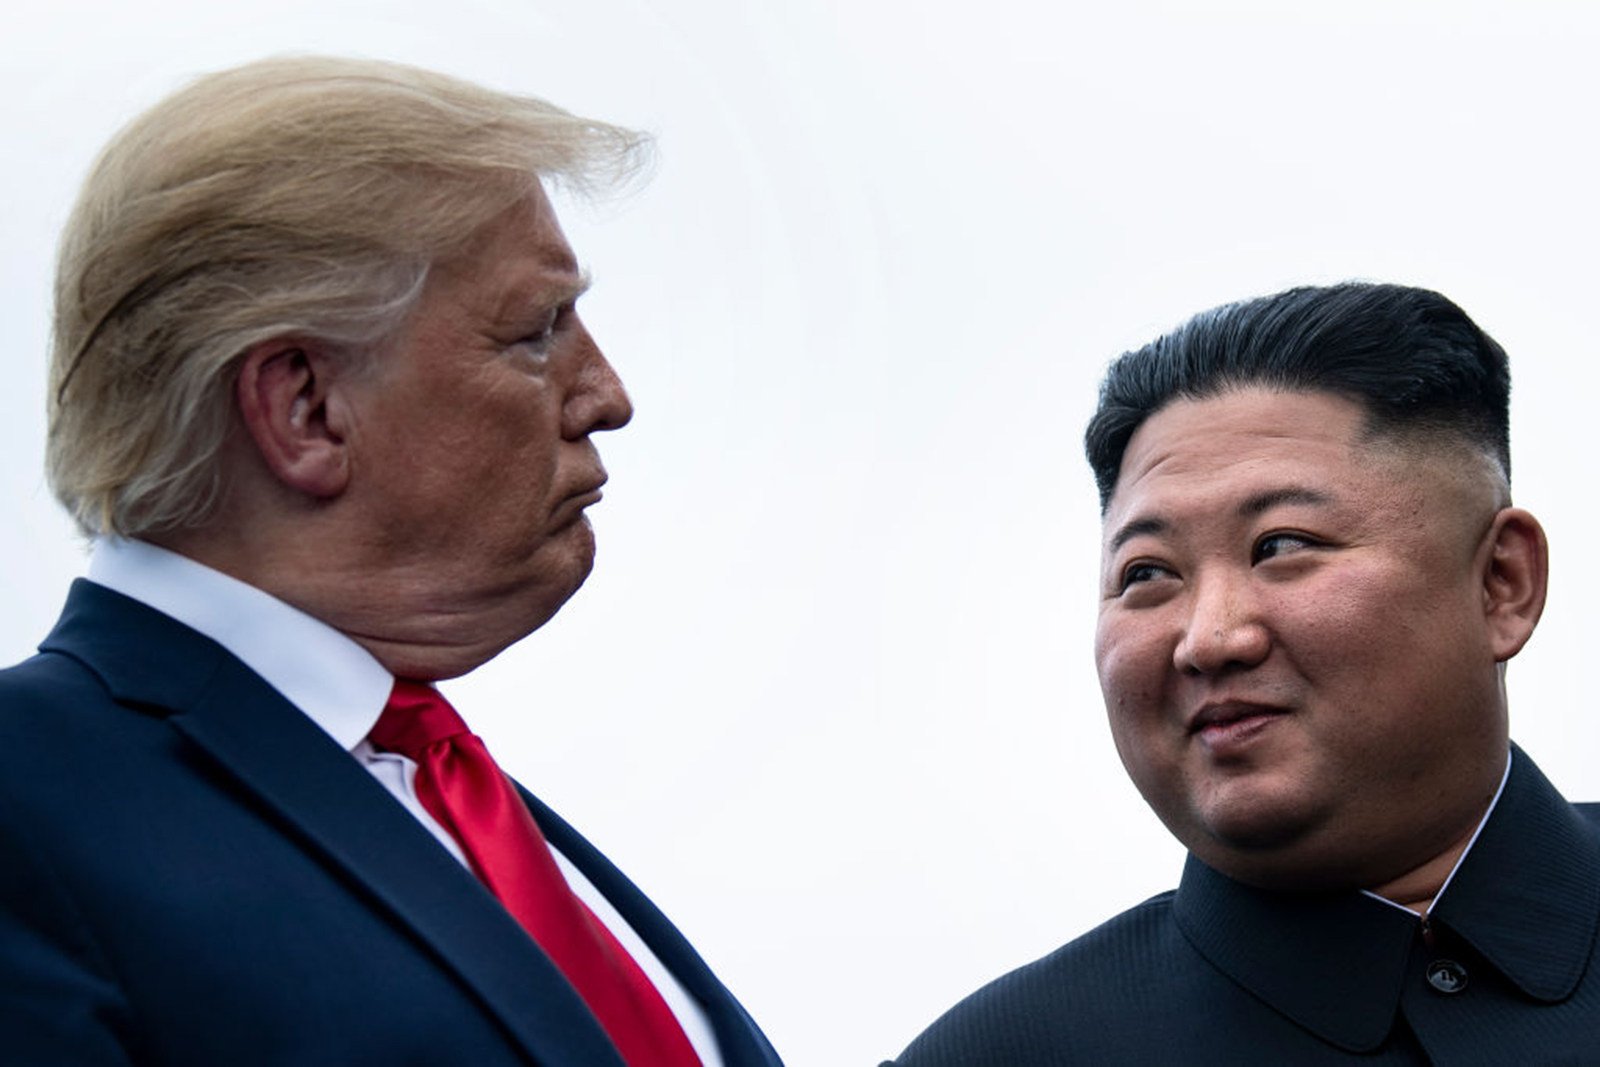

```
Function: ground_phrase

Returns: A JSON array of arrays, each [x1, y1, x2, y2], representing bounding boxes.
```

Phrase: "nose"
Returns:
[[1173, 573, 1270, 675], [563, 329, 633, 438]]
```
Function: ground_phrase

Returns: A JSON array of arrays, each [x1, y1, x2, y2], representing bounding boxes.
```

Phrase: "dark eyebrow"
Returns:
[[1108, 486, 1333, 553], [1238, 486, 1333, 517], [1108, 517, 1166, 553]]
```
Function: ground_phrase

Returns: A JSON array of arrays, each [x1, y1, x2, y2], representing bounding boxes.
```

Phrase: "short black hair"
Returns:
[[1085, 282, 1511, 511]]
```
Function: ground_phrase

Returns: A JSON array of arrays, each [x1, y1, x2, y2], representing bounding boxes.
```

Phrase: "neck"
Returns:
[[1365, 788, 1498, 915], [146, 522, 529, 681], [1366, 841, 1464, 914]]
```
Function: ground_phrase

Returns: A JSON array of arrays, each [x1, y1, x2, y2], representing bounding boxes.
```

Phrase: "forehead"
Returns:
[[1102, 389, 1380, 536], [1120, 388, 1370, 482]]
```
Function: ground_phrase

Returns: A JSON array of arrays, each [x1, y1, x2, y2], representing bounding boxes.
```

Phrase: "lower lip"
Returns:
[[553, 490, 603, 529], [1195, 712, 1286, 754]]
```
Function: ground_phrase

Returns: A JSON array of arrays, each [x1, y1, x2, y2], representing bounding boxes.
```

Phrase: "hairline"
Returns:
[[1099, 382, 1513, 517]]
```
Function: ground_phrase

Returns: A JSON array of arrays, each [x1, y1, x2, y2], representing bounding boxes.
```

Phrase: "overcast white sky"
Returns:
[[4, 2, 1599, 1063]]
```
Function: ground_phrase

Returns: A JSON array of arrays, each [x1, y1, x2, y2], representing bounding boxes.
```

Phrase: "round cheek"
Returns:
[[1270, 563, 1485, 787], [1286, 561, 1455, 679], [1095, 615, 1174, 768], [1095, 608, 1166, 703]]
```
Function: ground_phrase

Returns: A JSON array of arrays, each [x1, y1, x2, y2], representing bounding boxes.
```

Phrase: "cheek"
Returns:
[[1095, 637, 1182, 816], [459, 409, 562, 496], [1095, 614, 1170, 729], [1268, 566, 1489, 743], [1277, 563, 1452, 666]]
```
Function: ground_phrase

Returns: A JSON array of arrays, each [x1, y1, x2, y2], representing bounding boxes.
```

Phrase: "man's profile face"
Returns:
[[1094, 387, 1510, 890], [342, 188, 633, 655]]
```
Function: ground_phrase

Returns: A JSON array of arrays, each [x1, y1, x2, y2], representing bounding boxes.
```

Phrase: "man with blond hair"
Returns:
[[0, 56, 780, 1066]]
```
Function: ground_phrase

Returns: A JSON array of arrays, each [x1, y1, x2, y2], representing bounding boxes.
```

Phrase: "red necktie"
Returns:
[[370, 680, 703, 1067]]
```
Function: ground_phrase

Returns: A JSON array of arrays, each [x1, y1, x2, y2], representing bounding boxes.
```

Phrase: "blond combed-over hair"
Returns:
[[48, 55, 649, 537]]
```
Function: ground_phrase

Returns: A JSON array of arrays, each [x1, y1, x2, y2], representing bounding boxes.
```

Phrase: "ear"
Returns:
[[234, 339, 351, 499], [1480, 507, 1548, 662]]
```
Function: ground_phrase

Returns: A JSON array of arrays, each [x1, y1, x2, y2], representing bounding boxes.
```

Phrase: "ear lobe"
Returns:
[[235, 339, 351, 499], [1481, 507, 1548, 662]]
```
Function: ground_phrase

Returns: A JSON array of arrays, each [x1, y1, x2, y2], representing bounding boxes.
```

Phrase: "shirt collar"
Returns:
[[87, 537, 393, 751]]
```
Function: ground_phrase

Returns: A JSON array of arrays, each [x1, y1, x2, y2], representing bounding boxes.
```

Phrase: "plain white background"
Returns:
[[3, 2, 1598, 1063]]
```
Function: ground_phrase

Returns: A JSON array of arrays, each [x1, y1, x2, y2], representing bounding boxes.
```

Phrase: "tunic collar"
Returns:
[[1172, 747, 1600, 1051]]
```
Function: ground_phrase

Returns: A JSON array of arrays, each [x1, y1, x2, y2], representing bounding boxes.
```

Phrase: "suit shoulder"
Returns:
[[0, 649, 108, 716], [0, 650, 152, 786], [891, 891, 1183, 1067]]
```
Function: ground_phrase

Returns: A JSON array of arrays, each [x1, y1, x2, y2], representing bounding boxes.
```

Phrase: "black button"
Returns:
[[1426, 959, 1468, 994]]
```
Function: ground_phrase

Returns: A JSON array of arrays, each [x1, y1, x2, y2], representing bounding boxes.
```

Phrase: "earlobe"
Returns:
[[1481, 507, 1549, 662], [235, 339, 351, 499]]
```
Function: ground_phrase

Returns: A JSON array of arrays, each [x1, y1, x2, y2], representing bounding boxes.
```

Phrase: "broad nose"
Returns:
[[563, 328, 633, 438], [1173, 573, 1270, 675]]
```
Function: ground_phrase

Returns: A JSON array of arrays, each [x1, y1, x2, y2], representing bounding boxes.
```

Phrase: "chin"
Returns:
[[515, 548, 596, 630], [552, 515, 598, 577], [1181, 788, 1327, 856], [1196, 837, 1373, 893], [1204, 813, 1316, 854]]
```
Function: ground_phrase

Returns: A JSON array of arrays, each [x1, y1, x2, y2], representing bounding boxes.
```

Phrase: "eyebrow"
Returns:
[[1107, 485, 1335, 553], [544, 268, 593, 308], [1238, 485, 1333, 516], [1108, 517, 1166, 553], [493, 268, 593, 325]]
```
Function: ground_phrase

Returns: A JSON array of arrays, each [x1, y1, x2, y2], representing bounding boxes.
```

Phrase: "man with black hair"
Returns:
[[887, 283, 1600, 1063]]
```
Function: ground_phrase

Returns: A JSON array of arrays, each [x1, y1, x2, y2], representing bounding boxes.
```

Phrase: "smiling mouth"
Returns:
[[1188, 703, 1289, 751]]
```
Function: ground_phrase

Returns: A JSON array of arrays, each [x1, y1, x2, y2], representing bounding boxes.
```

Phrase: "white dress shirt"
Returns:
[[88, 537, 722, 1065]]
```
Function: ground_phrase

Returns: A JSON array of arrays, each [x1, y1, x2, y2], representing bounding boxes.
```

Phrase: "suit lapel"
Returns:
[[525, 789, 783, 1067], [43, 581, 626, 1067]]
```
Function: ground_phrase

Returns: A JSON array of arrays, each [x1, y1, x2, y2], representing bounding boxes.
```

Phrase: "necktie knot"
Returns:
[[369, 679, 470, 760]]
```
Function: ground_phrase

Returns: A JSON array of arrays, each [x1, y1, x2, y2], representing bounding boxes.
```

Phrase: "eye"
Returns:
[[1252, 532, 1318, 563], [1118, 560, 1174, 593], [513, 303, 575, 361]]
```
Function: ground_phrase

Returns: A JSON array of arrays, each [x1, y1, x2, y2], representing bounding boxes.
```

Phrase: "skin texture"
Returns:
[[1095, 388, 1547, 899], [159, 189, 633, 679]]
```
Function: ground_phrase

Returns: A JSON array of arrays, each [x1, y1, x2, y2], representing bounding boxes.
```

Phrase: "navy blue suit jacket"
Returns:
[[889, 748, 1600, 1064], [0, 580, 782, 1066]]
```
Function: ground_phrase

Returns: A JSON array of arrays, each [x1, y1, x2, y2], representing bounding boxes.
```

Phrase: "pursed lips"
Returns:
[[549, 470, 608, 527], [567, 467, 608, 501]]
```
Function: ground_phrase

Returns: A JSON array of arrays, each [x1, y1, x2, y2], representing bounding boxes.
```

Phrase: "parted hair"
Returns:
[[49, 55, 649, 537], [1084, 282, 1513, 511]]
